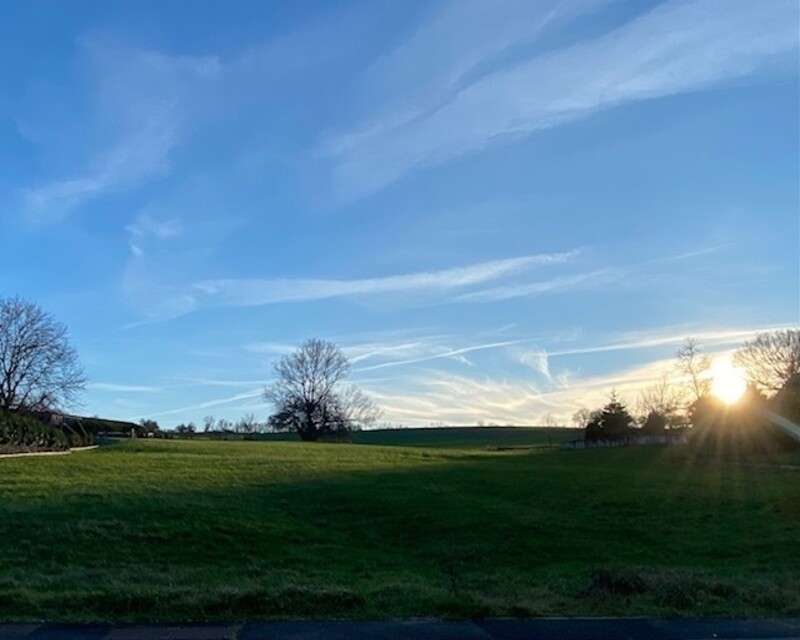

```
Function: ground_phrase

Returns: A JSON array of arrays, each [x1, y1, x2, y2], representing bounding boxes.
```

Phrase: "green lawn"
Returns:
[[1, 439, 798, 621]]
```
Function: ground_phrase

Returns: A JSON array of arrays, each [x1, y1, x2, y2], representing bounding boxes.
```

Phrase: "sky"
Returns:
[[0, 0, 798, 428]]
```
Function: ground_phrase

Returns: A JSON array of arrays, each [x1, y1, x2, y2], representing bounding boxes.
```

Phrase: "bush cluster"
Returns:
[[0, 411, 70, 451]]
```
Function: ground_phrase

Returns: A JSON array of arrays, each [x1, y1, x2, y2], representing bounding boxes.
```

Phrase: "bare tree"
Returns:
[[335, 384, 381, 430], [203, 415, 216, 432], [675, 338, 711, 403], [572, 408, 592, 429], [734, 329, 800, 394], [539, 412, 558, 427], [236, 413, 259, 434], [265, 338, 380, 441], [0, 296, 86, 412], [637, 376, 683, 421]]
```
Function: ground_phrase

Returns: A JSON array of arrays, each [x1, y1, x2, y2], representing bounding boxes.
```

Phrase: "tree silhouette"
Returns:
[[599, 391, 635, 441], [676, 338, 711, 403], [735, 329, 800, 394], [0, 296, 86, 412], [265, 339, 379, 441], [583, 393, 634, 442]]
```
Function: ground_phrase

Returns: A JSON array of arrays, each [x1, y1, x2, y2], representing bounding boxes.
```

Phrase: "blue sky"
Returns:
[[1, 0, 797, 427]]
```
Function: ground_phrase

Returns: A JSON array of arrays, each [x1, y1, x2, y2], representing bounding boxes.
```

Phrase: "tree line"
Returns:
[[169, 414, 269, 437], [0, 293, 798, 450], [572, 330, 800, 453]]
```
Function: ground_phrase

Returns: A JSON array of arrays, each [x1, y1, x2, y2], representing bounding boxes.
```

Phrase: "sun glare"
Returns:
[[711, 357, 747, 404]]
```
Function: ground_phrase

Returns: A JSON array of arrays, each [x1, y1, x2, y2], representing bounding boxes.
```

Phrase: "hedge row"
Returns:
[[0, 411, 70, 452]]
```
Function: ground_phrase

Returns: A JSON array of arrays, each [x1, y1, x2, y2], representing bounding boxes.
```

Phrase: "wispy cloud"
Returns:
[[128, 251, 577, 321], [245, 327, 558, 375], [354, 338, 532, 372], [122, 243, 728, 333], [366, 371, 544, 426], [453, 268, 623, 303], [19, 1, 388, 225], [324, 0, 798, 200], [357, 321, 794, 425], [126, 213, 184, 256], [142, 389, 264, 420], [169, 378, 269, 389], [453, 247, 721, 303], [195, 252, 575, 306], [243, 342, 299, 356], [23, 37, 221, 223], [323, 0, 611, 159], [88, 382, 160, 393], [514, 348, 552, 381], [347, 341, 435, 364], [547, 324, 798, 359], [363, 355, 681, 426]]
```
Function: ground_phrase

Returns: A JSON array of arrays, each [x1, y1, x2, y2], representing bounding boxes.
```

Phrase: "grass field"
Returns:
[[1, 435, 798, 622], [257, 426, 578, 448]]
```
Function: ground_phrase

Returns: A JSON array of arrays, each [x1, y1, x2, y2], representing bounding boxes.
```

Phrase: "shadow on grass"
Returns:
[[1, 444, 799, 622]]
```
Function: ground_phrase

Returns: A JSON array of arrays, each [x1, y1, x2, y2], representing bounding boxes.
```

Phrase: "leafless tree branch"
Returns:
[[0, 296, 86, 412]]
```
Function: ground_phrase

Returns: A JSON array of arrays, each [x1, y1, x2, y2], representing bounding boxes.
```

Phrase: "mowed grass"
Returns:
[[1, 438, 798, 622]]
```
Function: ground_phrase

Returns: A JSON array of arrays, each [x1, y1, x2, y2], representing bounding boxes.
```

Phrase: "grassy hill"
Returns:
[[0, 439, 797, 621], [258, 426, 578, 448]]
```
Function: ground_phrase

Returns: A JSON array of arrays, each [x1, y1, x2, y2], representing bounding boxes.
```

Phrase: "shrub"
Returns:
[[0, 411, 69, 452]]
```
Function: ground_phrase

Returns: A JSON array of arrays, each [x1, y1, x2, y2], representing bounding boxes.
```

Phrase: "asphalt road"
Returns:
[[1, 618, 799, 640]]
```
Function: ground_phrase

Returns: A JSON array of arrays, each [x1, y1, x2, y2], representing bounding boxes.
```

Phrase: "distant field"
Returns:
[[1, 439, 798, 622], [259, 426, 578, 448]]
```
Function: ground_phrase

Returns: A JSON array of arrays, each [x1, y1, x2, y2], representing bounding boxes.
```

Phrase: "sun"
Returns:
[[710, 357, 747, 404]]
